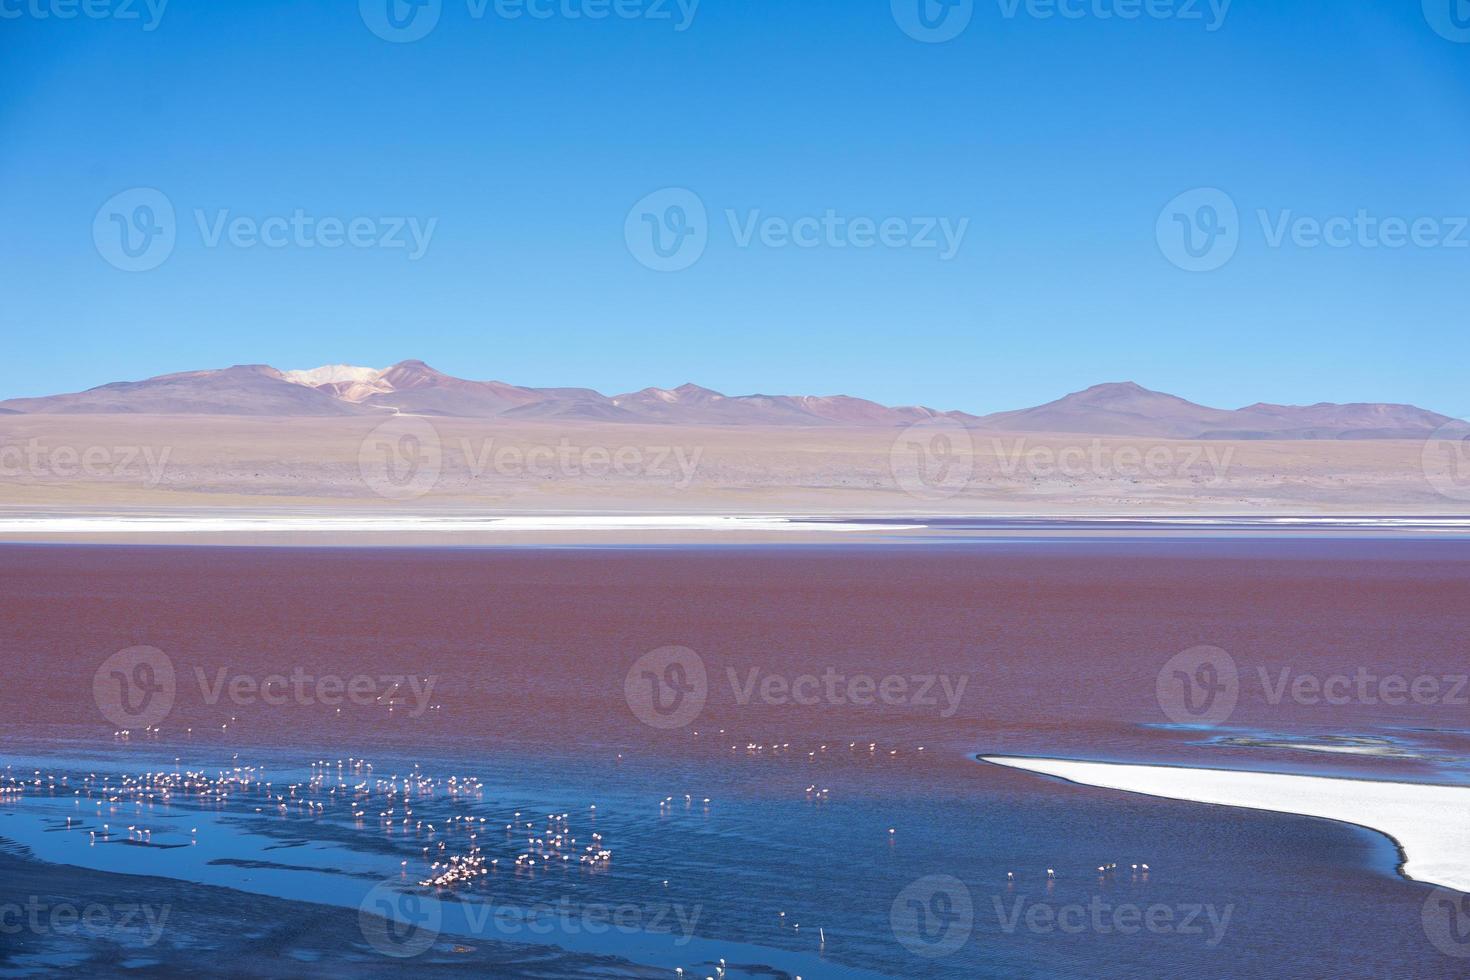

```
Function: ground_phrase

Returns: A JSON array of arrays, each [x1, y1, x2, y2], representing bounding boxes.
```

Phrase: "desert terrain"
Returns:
[[0, 413, 1457, 518]]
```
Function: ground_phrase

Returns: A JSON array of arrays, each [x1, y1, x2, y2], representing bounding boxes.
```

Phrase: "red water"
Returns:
[[3, 540, 1467, 780]]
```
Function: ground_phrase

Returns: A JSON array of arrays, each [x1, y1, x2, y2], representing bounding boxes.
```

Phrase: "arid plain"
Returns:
[[0, 413, 1457, 515]]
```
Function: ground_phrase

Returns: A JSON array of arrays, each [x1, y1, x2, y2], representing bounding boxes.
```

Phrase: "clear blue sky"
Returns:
[[3, 0, 1468, 417]]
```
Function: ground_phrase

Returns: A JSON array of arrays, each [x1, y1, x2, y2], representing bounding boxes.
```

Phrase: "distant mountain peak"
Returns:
[[672, 383, 725, 400], [379, 359, 454, 389], [1083, 380, 1147, 393], [389, 359, 440, 375], [1068, 381, 1182, 402], [628, 387, 681, 404]]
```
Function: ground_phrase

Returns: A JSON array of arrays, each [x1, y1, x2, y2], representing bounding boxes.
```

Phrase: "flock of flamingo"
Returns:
[[0, 727, 1155, 979]]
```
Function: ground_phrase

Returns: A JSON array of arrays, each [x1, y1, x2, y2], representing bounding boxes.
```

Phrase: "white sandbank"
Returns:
[[983, 755, 1470, 893], [4, 513, 1470, 538], [0, 514, 920, 534]]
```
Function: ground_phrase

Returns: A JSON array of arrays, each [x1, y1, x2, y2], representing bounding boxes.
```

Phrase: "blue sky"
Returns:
[[3, 0, 1468, 416]]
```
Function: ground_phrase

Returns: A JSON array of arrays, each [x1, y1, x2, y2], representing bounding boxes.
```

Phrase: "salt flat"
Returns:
[[984, 755, 1470, 894]]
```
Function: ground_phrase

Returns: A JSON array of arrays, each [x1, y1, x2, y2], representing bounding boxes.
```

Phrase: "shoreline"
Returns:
[[981, 755, 1470, 894], [0, 511, 1468, 547], [0, 844, 669, 978]]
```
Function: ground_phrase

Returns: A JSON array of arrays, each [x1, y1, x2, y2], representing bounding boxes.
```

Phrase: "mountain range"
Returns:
[[0, 361, 1455, 439]]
